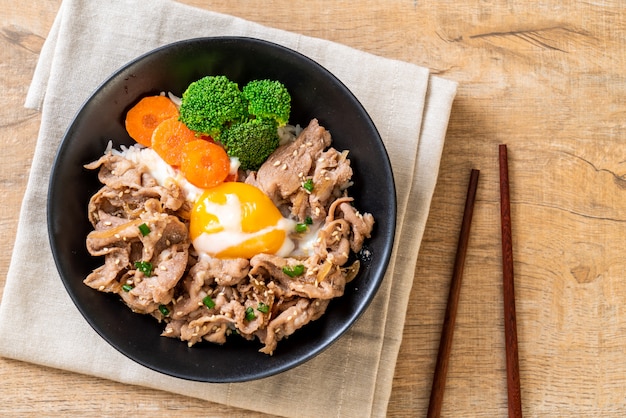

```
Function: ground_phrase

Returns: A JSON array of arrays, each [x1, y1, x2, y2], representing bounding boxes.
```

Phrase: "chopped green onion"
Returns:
[[202, 295, 216, 309], [138, 223, 151, 236], [134, 260, 153, 276], [304, 216, 313, 225], [295, 223, 308, 233], [122, 284, 133, 292], [245, 307, 256, 321], [158, 304, 170, 316], [257, 302, 270, 314], [282, 264, 305, 278], [302, 179, 314, 193]]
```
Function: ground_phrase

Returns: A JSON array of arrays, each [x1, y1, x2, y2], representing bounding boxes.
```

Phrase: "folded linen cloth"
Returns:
[[0, 0, 457, 416]]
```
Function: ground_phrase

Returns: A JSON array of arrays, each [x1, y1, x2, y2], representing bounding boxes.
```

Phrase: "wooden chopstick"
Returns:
[[499, 144, 523, 418], [427, 168, 480, 418]]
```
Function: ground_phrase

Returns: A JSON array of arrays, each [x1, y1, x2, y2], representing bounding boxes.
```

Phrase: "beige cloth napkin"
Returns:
[[0, 0, 456, 416]]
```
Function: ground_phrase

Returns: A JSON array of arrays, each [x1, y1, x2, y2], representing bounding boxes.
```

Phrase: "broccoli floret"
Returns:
[[220, 118, 280, 170], [178, 76, 291, 171], [179, 75, 247, 138], [242, 79, 291, 126]]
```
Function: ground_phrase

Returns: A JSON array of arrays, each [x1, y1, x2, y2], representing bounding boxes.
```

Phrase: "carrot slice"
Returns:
[[125, 96, 179, 147], [151, 117, 198, 166], [180, 140, 230, 189]]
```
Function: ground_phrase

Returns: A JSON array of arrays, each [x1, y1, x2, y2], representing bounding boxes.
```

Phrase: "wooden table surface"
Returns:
[[3, 1, 626, 416]]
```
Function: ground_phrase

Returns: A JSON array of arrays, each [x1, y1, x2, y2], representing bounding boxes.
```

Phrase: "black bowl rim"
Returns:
[[47, 36, 397, 382]]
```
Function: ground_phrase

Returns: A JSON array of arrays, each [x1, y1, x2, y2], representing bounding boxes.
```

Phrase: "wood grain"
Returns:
[[2, 1, 626, 416]]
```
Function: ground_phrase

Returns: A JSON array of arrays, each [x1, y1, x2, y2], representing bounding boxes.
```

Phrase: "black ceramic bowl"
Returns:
[[48, 37, 396, 382]]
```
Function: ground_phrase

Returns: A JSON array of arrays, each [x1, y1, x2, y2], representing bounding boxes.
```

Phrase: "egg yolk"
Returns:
[[190, 182, 294, 259]]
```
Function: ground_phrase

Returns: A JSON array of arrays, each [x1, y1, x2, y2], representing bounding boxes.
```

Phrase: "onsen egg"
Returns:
[[190, 182, 295, 259]]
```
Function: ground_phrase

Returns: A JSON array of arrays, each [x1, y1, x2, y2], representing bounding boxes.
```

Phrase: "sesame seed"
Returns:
[[160, 265, 168, 271], [114, 233, 121, 239], [98, 285, 105, 291], [273, 160, 281, 167], [104, 221, 112, 226], [126, 279, 133, 285], [306, 142, 312, 147], [176, 311, 183, 316], [292, 150, 298, 157], [114, 259, 120, 265], [281, 163, 288, 170], [287, 316, 293, 321]]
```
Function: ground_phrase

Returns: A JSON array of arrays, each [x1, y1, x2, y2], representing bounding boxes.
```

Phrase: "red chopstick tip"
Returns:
[[499, 144, 508, 160]]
